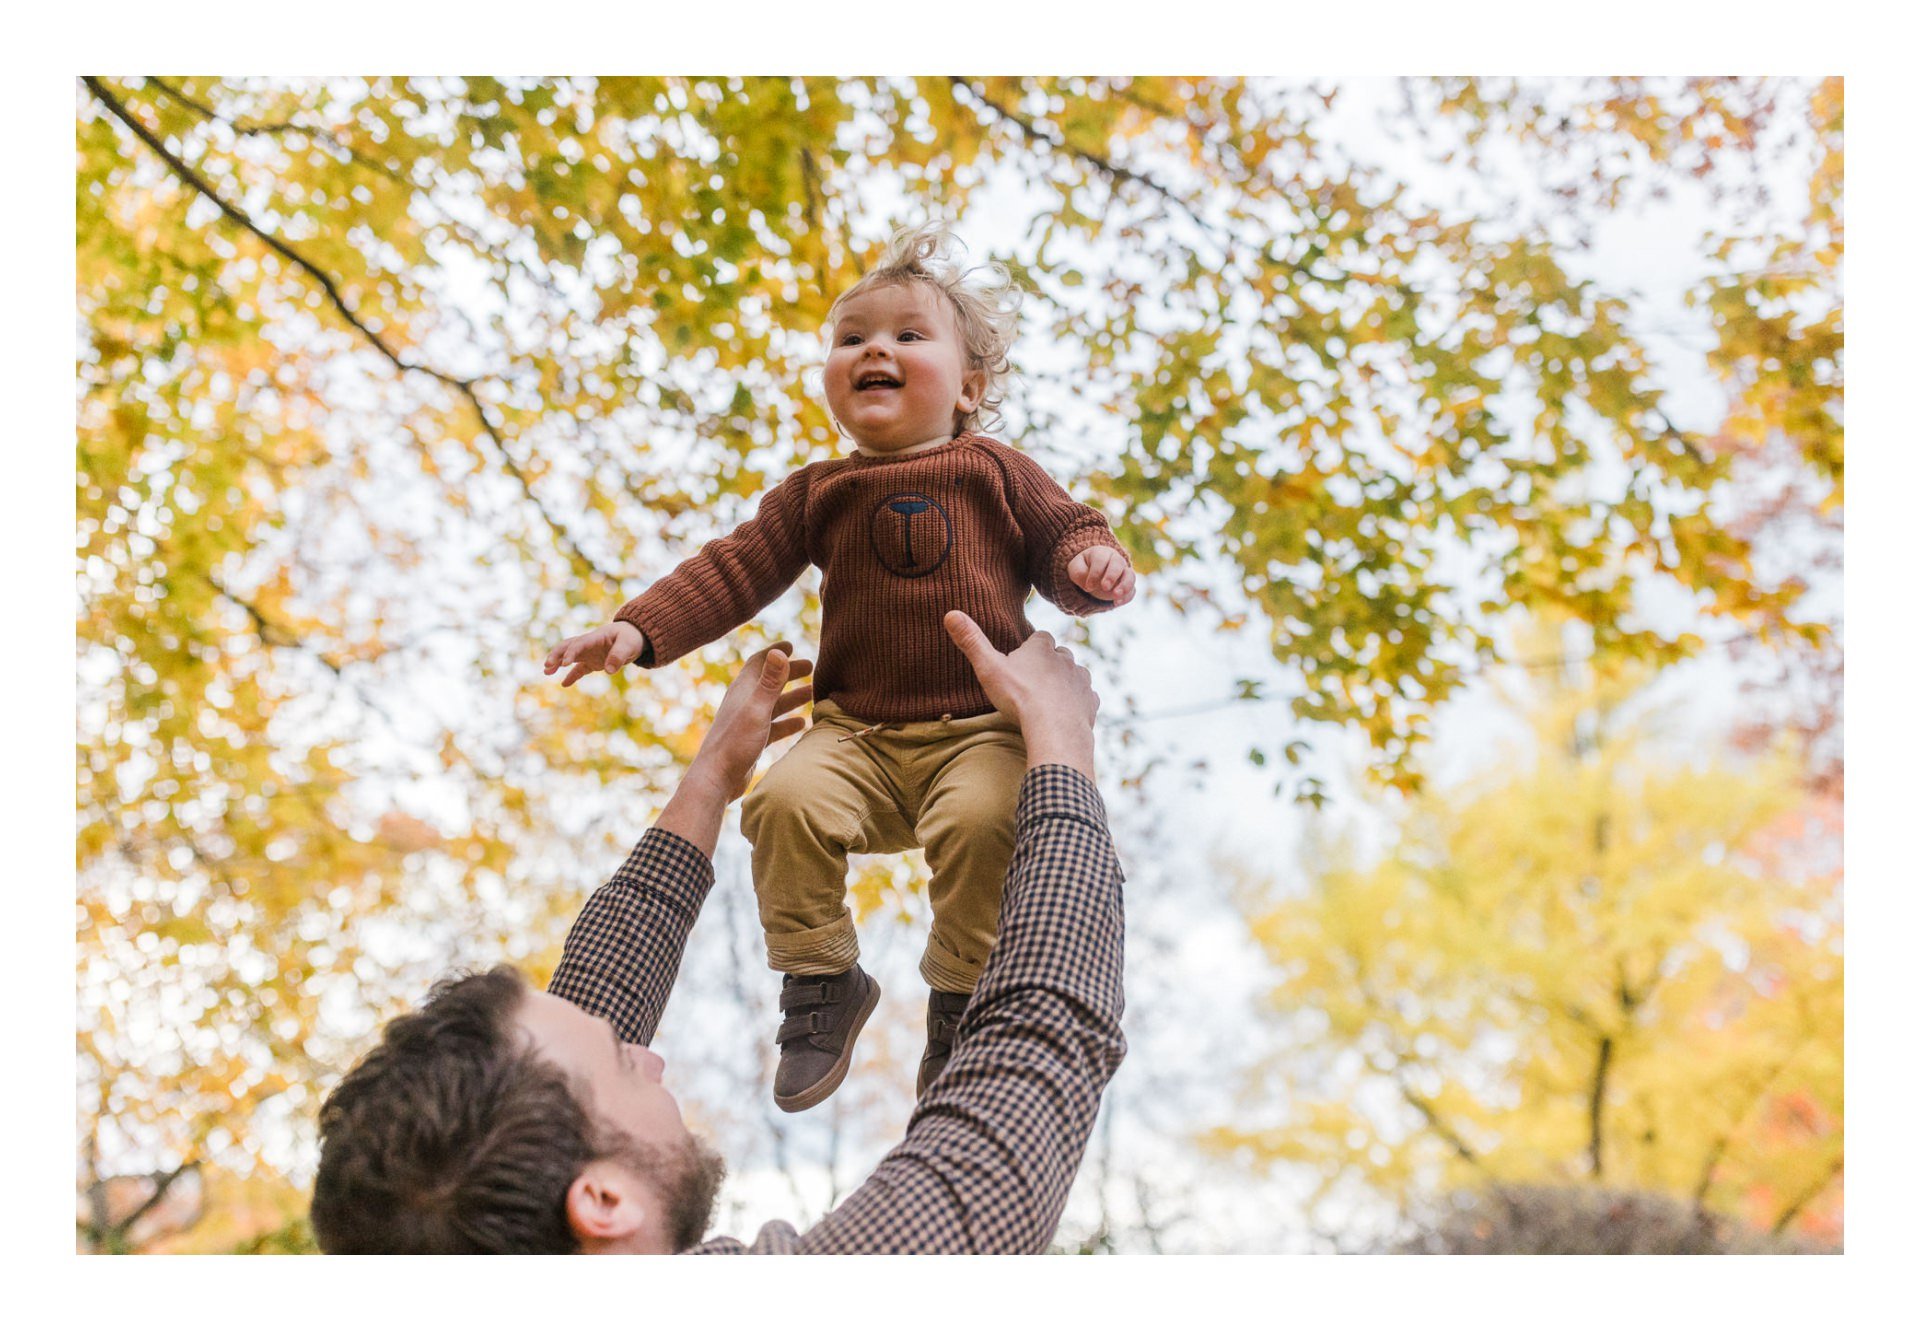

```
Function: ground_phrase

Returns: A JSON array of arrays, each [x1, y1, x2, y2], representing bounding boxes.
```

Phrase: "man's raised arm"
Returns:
[[546, 643, 814, 1044]]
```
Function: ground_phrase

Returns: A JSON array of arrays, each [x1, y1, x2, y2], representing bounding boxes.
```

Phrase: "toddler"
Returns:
[[545, 222, 1135, 1111]]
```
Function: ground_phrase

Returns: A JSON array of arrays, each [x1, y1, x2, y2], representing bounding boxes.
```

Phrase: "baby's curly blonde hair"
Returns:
[[825, 221, 1022, 435]]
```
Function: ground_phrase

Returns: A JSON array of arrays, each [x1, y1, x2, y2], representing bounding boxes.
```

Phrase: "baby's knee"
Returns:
[[920, 784, 1018, 853], [742, 768, 806, 837]]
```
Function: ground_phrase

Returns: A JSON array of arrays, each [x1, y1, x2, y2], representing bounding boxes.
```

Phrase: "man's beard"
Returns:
[[622, 1135, 727, 1251]]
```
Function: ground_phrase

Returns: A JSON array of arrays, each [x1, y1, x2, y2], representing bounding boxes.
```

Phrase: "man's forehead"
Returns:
[[517, 988, 602, 1049]]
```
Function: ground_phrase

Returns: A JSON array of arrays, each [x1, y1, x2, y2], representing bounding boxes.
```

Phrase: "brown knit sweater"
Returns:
[[614, 432, 1128, 723]]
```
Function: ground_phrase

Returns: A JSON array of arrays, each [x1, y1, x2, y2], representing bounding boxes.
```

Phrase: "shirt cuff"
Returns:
[[1015, 764, 1110, 835], [610, 825, 716, 905]]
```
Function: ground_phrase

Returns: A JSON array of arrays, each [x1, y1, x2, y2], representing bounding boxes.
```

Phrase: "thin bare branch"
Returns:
[[1770, 1153, 1843, 1234], [947, 77, 1235, 263], [111, 1161, 200, 1240]]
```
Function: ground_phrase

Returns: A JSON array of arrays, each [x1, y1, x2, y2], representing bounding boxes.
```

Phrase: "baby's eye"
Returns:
[[839, 333, 864, 346], [898, 330, 923, 341]]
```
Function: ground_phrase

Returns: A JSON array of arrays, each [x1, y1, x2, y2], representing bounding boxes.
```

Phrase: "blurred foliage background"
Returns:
[[75, 75, 1839, 1252]]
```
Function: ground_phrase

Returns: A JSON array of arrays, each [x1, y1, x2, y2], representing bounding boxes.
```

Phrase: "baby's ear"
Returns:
[[957, 367, 987, 412]]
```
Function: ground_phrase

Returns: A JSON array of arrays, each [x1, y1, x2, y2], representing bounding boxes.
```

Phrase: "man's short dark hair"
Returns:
[[311, 965, 598, 1253]]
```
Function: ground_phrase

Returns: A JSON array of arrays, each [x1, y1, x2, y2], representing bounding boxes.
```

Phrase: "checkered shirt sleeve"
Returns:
[[698, 763, 1128, 1254], [546, 826, 715, 1046]]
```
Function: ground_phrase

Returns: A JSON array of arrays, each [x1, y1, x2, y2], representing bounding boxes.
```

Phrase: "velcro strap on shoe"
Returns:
[[777, 1012, 828, 1043], [931, 1015, 962, 1045], [780, 981, 838, 1010]]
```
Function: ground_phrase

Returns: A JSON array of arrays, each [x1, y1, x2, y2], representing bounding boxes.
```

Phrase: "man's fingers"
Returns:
[[562, 662, 591, 687], [774, 683, 813, 717], [769, 716, 806, 744], [944, 610, 998, 663]]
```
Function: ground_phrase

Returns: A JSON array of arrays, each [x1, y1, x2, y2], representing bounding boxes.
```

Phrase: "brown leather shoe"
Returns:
[[915, 988, 971, 1098], [773, 966, 881, 1113]]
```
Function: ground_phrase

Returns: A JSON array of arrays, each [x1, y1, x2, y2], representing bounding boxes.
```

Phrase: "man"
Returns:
[[310, 610, 1127, 1253]]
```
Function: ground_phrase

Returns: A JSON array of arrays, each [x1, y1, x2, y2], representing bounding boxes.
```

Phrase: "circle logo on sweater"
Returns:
[[868, 491, 953, 578]]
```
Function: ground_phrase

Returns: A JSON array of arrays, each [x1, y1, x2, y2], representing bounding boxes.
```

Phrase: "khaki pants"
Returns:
[[740, 700, 1027, 993]]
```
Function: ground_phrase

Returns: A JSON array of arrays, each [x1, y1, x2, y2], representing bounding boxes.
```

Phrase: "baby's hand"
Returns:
[[544, 621, 645, 687], [1067, 546, 1136, 607]]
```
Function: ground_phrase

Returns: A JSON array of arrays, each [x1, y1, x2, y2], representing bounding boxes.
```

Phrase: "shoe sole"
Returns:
[[774, 975, 882, 1114]]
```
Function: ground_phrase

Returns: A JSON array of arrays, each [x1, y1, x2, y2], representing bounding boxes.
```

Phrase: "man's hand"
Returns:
[[943, 611, 1098, 780], [656, 642, 814, 856], [687, 641, 815, 801], [1066, 546, 1136, 607], [545, 622, 646, 687]]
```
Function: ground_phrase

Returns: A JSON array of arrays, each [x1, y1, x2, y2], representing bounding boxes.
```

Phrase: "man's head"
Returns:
[[311, 965, 725, 1253]]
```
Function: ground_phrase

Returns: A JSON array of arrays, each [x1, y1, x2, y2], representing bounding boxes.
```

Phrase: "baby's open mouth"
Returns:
[[856, 371, 902, 391]]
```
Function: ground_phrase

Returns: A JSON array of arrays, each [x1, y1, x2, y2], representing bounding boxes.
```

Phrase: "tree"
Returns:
[[1709, 77, 1844, 799], [76, 76, 1837, 1247], [1210, 644, 1842, 1245]]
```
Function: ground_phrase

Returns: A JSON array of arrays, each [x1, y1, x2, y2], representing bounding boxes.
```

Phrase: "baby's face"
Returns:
[[825, 281, 984, 452]]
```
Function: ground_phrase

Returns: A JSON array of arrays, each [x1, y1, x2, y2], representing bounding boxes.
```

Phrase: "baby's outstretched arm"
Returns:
[[1066, 545, 1136, 607], [543, 468, 813, 688], [545, 621, 646, 687]]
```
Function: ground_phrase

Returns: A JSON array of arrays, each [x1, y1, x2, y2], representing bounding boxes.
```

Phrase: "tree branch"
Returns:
[[1770, 1153, 1842, 1234], [202, 572, 345, 676], [1648, 404, 1710, 465], [111, 1161, 200, 1242], [1587, 1034, 1614, 1180], [947, 78, 1235, 262], [146, 77, 575, 306], [149, 77, 413, 190], [1397, 1077, 1485, 1170], [83, 76, 619, 586], [201, 571, 415, 735], [1692, 1036, 1813, 1204]]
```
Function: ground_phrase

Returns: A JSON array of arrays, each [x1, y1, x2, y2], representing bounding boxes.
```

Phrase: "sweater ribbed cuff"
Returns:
[[1047, 527, 1127, 617], [612, 608, 659, 667]]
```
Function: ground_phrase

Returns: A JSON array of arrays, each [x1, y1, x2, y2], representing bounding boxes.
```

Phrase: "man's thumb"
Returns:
[[943, 610, 992, 663], [759, 647, 790, 689]]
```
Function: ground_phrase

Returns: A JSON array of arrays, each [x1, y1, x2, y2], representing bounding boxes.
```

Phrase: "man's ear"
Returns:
[[565, 1159, 650, 1251]]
